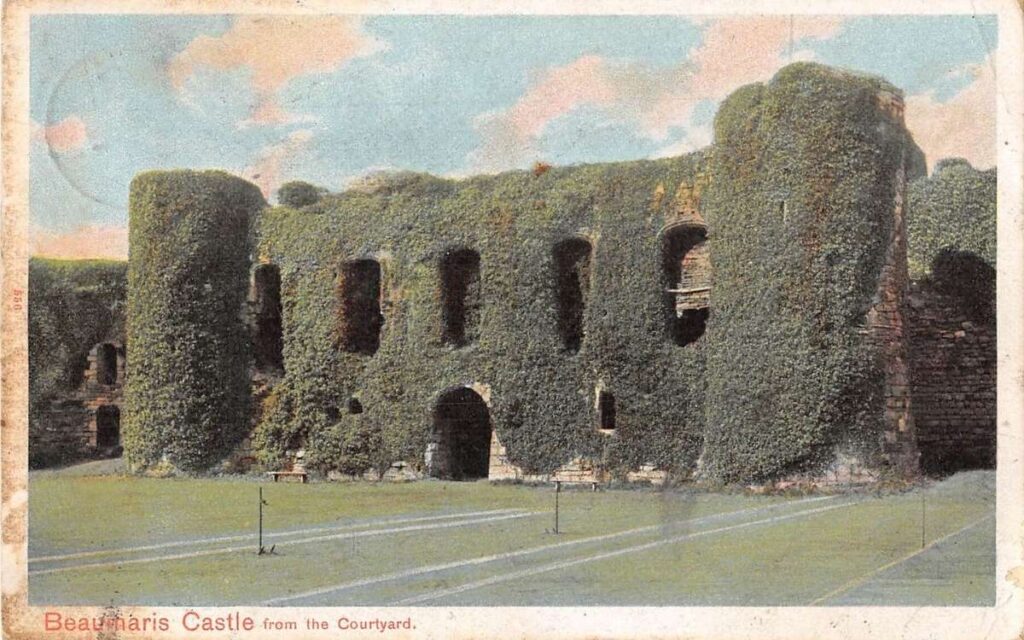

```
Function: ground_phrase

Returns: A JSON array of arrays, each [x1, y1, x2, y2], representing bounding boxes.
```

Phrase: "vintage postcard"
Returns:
[[2, 0, 1023, 638]]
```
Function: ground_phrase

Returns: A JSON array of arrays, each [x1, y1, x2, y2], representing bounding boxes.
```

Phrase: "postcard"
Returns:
[[2, 0, 1023, 638]]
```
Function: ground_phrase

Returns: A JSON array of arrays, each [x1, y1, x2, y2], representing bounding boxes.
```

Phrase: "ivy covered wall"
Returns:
[[113, 62, 940, 483], [28, 258, 126, 466], [252, 157, 708, 478]]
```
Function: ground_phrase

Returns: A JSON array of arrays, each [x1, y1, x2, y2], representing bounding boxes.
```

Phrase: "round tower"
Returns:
[[701, 63, 921, 482], [124, 170, 264, 472]]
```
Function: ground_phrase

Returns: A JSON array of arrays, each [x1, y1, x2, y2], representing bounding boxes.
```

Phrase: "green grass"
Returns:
[[28, 468, 995, 607]]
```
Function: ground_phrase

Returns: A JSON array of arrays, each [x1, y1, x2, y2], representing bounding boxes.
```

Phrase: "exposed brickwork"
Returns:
[[668, 173, 708, 227], [907, 280, 996, 473], [666, 175, 712, 313], [31, 400, 91, 455], [676, 240, 710, 312], [863, 92, 919, 475]]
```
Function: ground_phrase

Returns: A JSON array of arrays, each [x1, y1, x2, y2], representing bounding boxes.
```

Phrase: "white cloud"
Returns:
[[465, 17, 845, 173], [169, 16, 384, 127], [905, 55, 996, 172]]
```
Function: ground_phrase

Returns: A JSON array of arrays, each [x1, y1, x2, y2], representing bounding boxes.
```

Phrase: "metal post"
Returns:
[[554, 481, 561, 534], [921, 491, 926, 549], [259, 486, 264, 554]]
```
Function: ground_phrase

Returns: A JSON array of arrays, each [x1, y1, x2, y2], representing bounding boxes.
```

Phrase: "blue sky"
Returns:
[[29, 14, 997, 258]]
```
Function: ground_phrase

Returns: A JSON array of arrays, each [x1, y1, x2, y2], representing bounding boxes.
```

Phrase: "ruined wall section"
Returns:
[[253, 156, 708, 479], [32, 344, 126, 460], [908, 280, 996, 473], [28, 258, 126, 467]]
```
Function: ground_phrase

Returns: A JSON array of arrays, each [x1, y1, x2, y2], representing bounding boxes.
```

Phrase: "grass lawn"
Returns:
[[28, 466, 995, 607]]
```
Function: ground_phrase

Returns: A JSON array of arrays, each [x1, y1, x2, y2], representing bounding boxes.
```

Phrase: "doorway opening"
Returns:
[[96, 405, 120, 447], [430, 387, 492, 480]]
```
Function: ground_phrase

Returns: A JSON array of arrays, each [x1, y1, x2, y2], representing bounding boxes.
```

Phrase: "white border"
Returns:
[[2, 1, 1022, 638]]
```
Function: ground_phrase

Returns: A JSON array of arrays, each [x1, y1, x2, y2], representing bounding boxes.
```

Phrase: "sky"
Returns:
[[28, 14, 998, 259]]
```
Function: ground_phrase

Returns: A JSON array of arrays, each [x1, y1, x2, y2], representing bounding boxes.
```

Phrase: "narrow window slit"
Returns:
[[253, 264, 284, 370], [598, 391, 616, 431]]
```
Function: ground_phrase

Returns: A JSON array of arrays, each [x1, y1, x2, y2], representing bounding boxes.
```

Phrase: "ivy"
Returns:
[[110, 63, 963, 483], [907, 158, 996, 278], [124, 170, 265, 472], [277, 181, 326, 208], [700, 63, 918, 482], [929, 249, 996, 323], [252, 157, 708, 477]]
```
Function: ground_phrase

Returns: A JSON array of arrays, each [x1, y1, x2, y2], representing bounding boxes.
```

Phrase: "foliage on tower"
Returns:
[[701, 63, 919, 481], [124, 170, 264, 472]]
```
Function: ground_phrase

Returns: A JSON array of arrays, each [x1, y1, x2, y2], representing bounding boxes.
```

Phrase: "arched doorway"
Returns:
[[430, 387, 492, 480], [96, 405, 120, 447]]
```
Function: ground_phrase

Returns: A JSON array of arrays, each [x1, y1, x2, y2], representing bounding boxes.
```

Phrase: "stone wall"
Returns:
[[907, 280, 996, 473], [31, 400, 91, 458], [667, 175, 711, 314], [32, 342, 125, 460], [862, 91, 919, 474], [488, 431, 667, 485]]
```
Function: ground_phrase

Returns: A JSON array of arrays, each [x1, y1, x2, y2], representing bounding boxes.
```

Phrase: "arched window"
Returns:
[[339, 259, 383, 355], [661, 226, 710, 346], [440, 249, 482, 347], [553, 238, 592, 353]]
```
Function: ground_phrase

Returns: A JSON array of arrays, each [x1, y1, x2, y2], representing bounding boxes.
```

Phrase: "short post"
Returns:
[[920, 491, 926, 549], [258, 487, 267, 555], [553, 480, 561, 534]]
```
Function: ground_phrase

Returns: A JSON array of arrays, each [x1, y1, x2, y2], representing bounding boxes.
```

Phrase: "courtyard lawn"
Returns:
[[28, 467, 995, 607]]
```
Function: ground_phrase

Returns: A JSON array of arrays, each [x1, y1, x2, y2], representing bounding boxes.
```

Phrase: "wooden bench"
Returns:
[[554, 480, 600, 492], [266, 470, 308, 483]]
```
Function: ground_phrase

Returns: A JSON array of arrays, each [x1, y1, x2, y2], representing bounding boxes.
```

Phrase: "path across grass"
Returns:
[[28, 468, 995, 607]]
